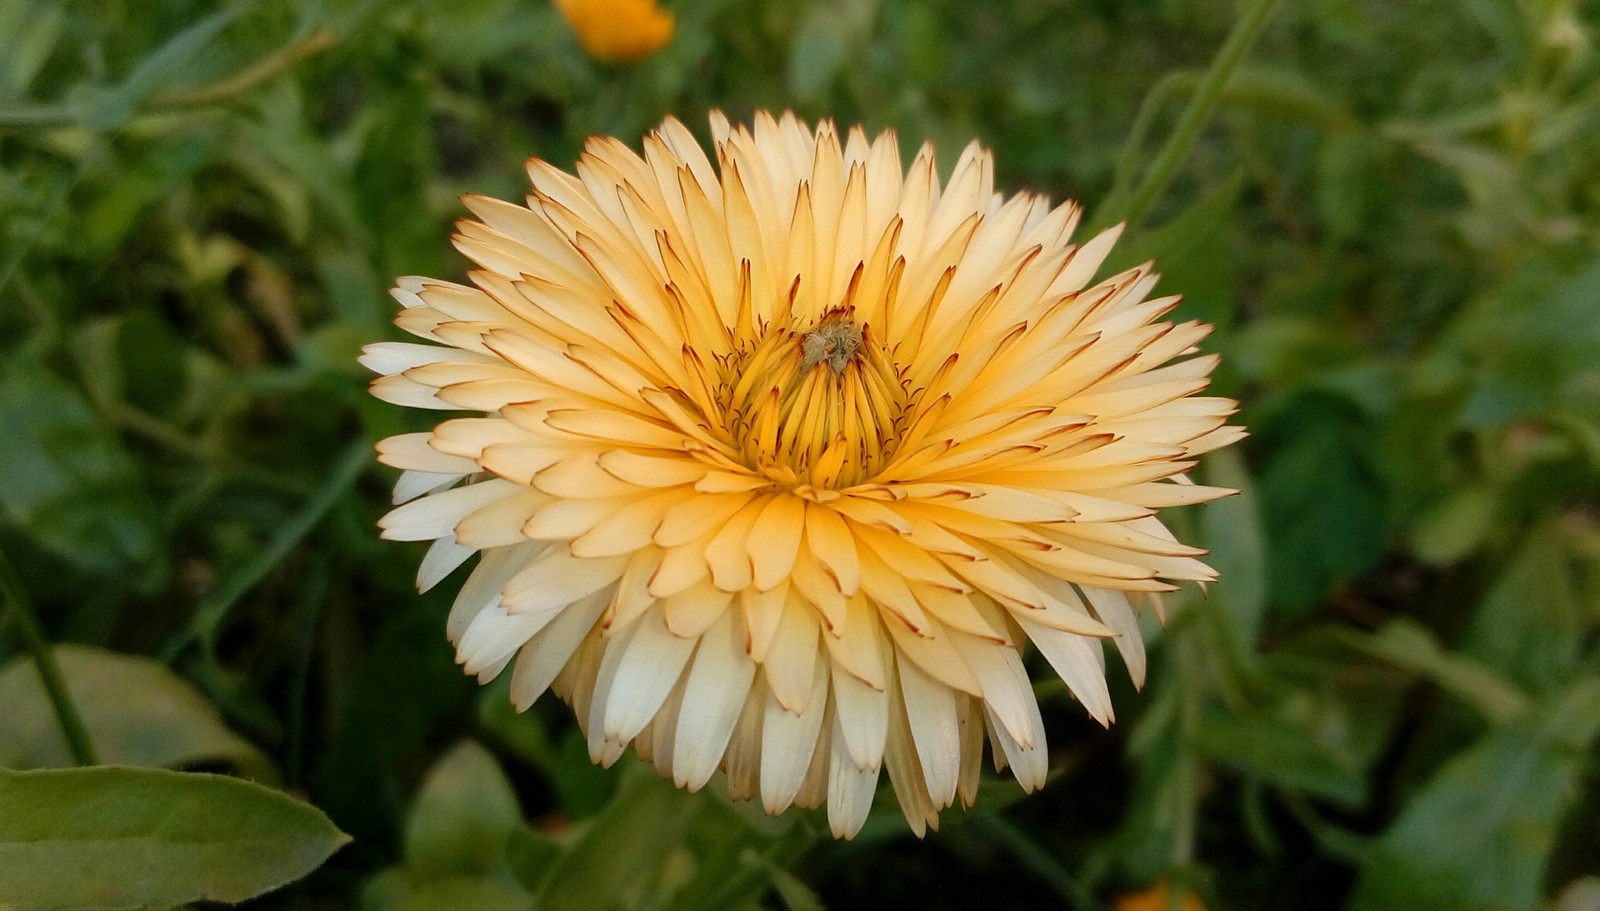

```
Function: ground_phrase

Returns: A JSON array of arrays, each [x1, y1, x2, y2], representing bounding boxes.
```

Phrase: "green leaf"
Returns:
[[404, 741, 522, 880], [1344, 619, 1531, 724], [786, 11, 847, 102], [363, 871, 532, 911], [1462, 523, 1584, 693], [1350, 677, 1600, 911], [0, 766, 347, 910], [86, 6, 241, 130], [1410, 483, 1497, 565], [1196, 705, 1368, 805], [0, 354, 162, 578], [1200, 447, 1267, 644], [532, 768, 693, 911], [505, 827, 564, 893], [0, 0, 64, 100], [0, 645, 276, 781], [1256, 393, 1387, 612]]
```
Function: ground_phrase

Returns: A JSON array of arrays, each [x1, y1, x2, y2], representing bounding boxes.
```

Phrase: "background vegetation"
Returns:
[[2, 0, 1598, 909]]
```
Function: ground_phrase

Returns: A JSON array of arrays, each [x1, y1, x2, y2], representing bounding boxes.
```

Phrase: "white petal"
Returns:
[[379, 480, 517, 542], [673, 609, 758, 791], [723, 678, 768, 802], [393, 470, 466, 505], [984, 700, 1048, 791], [1080, 585, 1147, 689], [448, 541, 543, 641], [1015, 614, 1115, 726], [503, 550, 629, 615], [599, 609, 696, 744], [898, 651, 961, 809], [827, 710, 880, 839], [759, 659, 829, 814], [762, 595, 820, 714], [458, 601, 549, 677], [831, 662, 888, 770], [376, 432, 478, 473], [418, 536, 474, 593], [508, 587, 612, 711], [949, 633, 1039, 748]]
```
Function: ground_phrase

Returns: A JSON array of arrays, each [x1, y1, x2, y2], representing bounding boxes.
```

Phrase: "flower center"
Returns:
[[717, 307, 907, 488]]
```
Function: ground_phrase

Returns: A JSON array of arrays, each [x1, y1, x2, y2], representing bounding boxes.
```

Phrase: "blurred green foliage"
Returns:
[[1, 0, 1598, 909]]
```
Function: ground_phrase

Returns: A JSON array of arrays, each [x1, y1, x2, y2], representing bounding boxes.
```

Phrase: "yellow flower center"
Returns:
[[717, 307, 907, 489]]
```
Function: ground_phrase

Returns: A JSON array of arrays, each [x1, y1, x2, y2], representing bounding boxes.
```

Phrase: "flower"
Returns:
[[553, 0, 674, 64], [1115, 882, 1208, 911], [364, 111, 1242, 838]]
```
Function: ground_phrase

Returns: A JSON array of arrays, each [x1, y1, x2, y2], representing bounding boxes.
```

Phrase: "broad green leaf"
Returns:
[[0, 766, 347, 910], [0, 645, 275, 781], [1462, 523, 1583, 693], [533, 768, 693, 911], [0, 0, 64, 100], [404, 741, 522, 880], [1350, 677, 1600, 911], [1410, 483, 1496, 565], [1257, 394, 1387, 612]]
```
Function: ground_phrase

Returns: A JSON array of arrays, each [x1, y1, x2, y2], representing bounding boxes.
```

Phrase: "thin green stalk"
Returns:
[[0, 549, 99, 766], [160, 441, 369, 661], [1165, 622, 1204, 911], [155, 28, 338, 109], [0, 29, 338, 129], [1094, 0, 1281, 231], [1101, 70, 1191, 219], [970, 814, 1102, 911]]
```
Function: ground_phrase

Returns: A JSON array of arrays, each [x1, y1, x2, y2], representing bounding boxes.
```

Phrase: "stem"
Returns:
[[0, 550, 99, 766], [1166, 621, 1204, 911], [160, 441, 369, 661], [1096, 0, 1281, 231], [970, 814, 1102, 911], [153, 28, 339, 109], [1100, 71, 1190, 222], [0, 28, 338, 129]]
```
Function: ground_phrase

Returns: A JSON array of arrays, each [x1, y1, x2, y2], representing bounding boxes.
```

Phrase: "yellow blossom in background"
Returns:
[[553, 0, 674, 63], [1114, 882, 1209, 911], [363, 112, 1242, 838]]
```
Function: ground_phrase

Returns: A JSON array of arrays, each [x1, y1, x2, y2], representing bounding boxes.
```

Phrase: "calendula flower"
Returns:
[[1115, 882, 1208, 911], [364, 112, 1241, 838], [553, 0, 674, 64]]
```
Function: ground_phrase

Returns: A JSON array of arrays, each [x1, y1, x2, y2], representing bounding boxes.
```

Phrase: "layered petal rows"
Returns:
[[365, 111, 1242, 837]]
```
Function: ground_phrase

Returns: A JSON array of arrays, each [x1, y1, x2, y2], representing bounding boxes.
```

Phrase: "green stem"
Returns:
[[1100, 71, 1190, 221], [0, 549, 99, 766], [1095, 0, 1281, 231], [970, 814, 1102, 911], [0, 28, 337, 128], [160, 441, 369, 661], [153, 28, 338, 109], [1165, 621, 1204, 911]]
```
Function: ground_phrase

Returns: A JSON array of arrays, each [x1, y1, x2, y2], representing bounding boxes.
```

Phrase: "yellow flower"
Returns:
[[553, 0, 674, 64], [364, 112, 1242, 838], [1115, 882, 1209, 911]]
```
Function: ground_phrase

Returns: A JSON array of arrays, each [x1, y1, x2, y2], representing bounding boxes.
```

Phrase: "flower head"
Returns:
[[554, 0, 674, 64], [364, 112, 1242, 837]]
